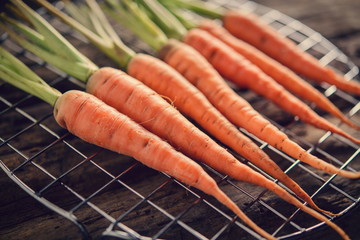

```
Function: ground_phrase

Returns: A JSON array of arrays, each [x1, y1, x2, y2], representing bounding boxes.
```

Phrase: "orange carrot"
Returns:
[[183, 28, 360, 145], [223, 10, 360, 95], [55, 91, 276, 240], [198, 19, 360, 130], [159, 38, 360, 180]]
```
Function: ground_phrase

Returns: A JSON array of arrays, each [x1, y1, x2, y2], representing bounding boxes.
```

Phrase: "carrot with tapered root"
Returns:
[[223, 10, 360, 95], [103, 0, 360, 179], [38, 0, 339, 215], [0, 46, 277, 240], [160, 0, 360, 95], [196, 20, 359, 130]]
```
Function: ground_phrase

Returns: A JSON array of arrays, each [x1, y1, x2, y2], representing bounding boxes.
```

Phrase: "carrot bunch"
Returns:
[[1, 1, 333, 239], [1, 0, 358, 239], [35, 0, 339, 217]]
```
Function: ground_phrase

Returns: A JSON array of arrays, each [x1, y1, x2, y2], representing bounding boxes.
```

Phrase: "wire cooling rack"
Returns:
[[0, 0, 359, 239]]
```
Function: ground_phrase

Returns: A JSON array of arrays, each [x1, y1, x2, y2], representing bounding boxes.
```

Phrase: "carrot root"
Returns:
[[198, 20, 360, 130], [198, 173, 276, 240], [222, 10, 360, 96]]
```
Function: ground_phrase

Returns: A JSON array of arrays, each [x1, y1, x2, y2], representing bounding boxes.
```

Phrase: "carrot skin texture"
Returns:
[[127, 53, 335, 215], [183, 28, 360, 145], [223, 10, 360, 95], [159, 39, 360, 179], [198, 20, 359, 130], [54, 89, 276, 240]]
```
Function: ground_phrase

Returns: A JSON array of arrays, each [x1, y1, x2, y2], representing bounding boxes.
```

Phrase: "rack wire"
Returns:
[[0, 0, 359, 239]]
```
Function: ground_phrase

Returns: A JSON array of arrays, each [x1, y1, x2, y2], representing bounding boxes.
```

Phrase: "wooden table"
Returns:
[[1, 0, 359, 239]]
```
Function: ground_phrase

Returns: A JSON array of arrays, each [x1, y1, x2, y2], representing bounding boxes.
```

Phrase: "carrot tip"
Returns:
[[322, 210, 341, 217]]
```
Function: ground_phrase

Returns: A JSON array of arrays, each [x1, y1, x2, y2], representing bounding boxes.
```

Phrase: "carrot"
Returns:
[[39, 0, 338, 215], [183, 28, 360, 145], [159, 38, 360, 179], [58, 92, 276, 240], [197, 19, 360, 130], [223, 10, 360, 95]]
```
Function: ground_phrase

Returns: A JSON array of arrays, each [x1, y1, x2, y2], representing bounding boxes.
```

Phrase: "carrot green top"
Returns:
[[158, 0, 226, 19], [133, 0, 187, 39], [0, 46, 61, 106], [0, 0, 98, 83], [102, 0, 170, 52], [102, 0, 213, 49], [37, 0, 136, 69]]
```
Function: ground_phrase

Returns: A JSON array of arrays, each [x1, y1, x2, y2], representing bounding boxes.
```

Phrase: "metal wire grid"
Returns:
[[0, 0, 359, 239]]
